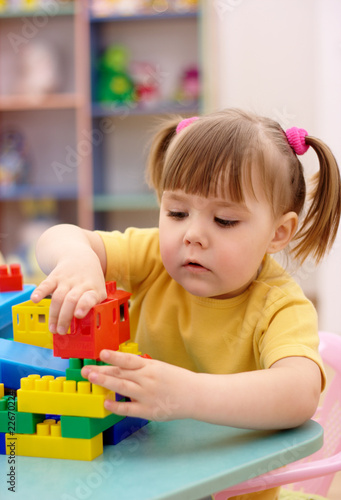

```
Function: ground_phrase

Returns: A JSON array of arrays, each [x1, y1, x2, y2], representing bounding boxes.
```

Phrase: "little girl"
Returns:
[[32, 109, 341, 500]]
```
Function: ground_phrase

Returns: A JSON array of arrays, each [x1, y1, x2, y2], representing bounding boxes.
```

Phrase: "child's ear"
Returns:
[[267, 212, 298, 254]]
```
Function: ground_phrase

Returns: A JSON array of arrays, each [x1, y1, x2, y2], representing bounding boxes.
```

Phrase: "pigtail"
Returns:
[[292, 137, 341, 264], [146, 117, 181, 201]]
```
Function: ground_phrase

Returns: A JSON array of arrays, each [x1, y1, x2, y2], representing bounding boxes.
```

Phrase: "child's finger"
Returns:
[[31, 278, 56, 303], [100, 350, 146, 370], [81, 364, 119, 379], [87, 369, 139, 400], [54, 289, 106, 335], [73, 289, 106, 318]]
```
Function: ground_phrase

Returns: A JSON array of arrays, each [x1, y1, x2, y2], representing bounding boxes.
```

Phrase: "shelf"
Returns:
[[0, 185, 78, 201], [0, 93, 82, 112], [0, 4, 75, 19], [92, 100, 200, 118], [93, 192, 158, 212], [90, 10, 198, 23]]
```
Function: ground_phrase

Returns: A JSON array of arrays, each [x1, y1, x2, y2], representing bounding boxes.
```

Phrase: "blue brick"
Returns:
[[0, 338, 69, 390], [103, 416, 148, 445]]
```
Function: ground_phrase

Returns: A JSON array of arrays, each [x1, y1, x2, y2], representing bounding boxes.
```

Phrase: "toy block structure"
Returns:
[[0, 264, 23, 292], [60, 411, 126, 439], [0, 338, 69, 390], [103, 415, 149, 445], [0, 394, 45, 434], [0, 280, 150, 461], [2, 419, 103, 460], [0, 282, 36, 339], [53, 281, 132, 360], [66, 357, 108, 382], [12, 298, 53, 349], [17, 374, 115, 418]]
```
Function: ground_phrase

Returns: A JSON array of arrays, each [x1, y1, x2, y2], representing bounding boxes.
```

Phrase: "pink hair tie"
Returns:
[[176, 116, 199, 134], [286, 127, 309, 155]]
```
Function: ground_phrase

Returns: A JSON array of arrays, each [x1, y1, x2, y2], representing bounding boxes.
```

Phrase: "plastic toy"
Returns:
[[2, 419, 103, 460], [170, 0, 198, 12], [97, 45, 136, 104], [60, 411, 125, 439], [0, 282, 36, 339], [53, 281, 132, 360], [0, 338, 69, 390], [0, 280, 150, 461], [0, 130, 30, 188], [0, 395, 45, 434], [175, 65, 200, 103], [103, 415, 148, 445], [16, 40, 61, 96], [130, 61, 160, 106], [0, 264, 23, 292], [91, 0, 149, 17], [12, 298, 53, 349], [17, 374, 114, 419]]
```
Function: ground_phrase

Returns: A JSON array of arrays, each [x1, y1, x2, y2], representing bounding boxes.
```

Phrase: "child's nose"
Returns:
[[183, 222, 208, 248]]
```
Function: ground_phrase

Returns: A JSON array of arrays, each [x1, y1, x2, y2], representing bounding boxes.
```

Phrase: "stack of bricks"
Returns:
[[0, 270, 149, 461]]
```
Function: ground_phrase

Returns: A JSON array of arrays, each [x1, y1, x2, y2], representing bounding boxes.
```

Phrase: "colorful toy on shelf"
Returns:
[[53, 281, 132, 360], [97, 45, 136, 104], [91, 0, 150, 17], [175, 65, 200, 103], [0, 0, 7, 13], [16, 40, 61, 96], [130, 61, 160, 106], [0, 130, 30, 188], [172, 0, 198, 11], [0, 280, 150, 460]]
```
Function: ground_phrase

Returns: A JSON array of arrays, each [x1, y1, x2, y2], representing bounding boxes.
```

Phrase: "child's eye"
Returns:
[[214, 217, 239, 228], [167, 211, 188, 219]]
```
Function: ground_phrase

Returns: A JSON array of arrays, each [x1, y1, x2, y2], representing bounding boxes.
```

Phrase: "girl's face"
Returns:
[[159, 187, 282, 299]]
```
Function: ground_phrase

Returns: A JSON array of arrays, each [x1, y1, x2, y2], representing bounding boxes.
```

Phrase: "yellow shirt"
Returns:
[[98, 227, 325, 387]]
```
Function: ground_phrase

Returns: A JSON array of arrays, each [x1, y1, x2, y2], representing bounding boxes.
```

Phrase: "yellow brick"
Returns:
[[12, 299, 54, 349], [5, 419, 103, 460], [17, 375, 115, 418], [119, 341, 141, 355]]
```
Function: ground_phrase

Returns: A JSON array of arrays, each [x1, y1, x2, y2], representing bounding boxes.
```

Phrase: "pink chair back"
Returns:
[[213, 331, 341, 499]]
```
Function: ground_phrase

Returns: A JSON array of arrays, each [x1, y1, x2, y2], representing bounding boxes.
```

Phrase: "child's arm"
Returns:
[[82, 351, 321, 429], [31, 224, 107, 334]]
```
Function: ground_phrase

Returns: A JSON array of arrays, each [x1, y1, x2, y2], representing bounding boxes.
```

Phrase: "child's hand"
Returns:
[[30, 225, 107, 335], [31, 255, 107, 335], [81, 351, 195, 422]]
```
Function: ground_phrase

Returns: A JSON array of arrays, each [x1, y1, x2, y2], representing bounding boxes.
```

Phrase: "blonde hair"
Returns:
[[146, 108, 341, 264]]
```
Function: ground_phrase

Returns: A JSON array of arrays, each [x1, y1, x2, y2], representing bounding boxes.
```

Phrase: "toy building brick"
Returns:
[[12, 298, 53, 349], [0, 337, 68, 390], [53, 281, 132, 360], [0, 283, 36, 340], [0, 280, 150, 461], [0, 264, 23, 292]]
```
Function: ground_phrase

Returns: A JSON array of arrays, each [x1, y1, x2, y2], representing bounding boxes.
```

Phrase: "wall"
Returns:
[[202, 0, 341, 332]]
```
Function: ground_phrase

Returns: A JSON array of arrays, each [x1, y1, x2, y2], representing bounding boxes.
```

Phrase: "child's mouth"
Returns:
[[183, 261, 209, 272]]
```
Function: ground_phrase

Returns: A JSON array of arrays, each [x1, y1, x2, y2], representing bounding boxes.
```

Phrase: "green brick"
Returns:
[[0, 396, 45, 434], [60, 412, 125, 439], [66, 358, 108, 382]]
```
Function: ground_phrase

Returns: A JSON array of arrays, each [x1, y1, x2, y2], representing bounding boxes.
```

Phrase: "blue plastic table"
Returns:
[[0, 418, 323, 500]]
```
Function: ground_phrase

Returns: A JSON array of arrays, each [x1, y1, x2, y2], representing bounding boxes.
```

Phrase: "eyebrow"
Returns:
[[162, 192, 251, 213]]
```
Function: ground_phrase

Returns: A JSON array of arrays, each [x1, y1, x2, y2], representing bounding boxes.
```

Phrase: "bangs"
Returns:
[[160, 115, 262, 203]]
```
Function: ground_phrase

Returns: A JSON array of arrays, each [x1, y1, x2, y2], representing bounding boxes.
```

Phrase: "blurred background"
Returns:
[[0, 0, 340, 334]]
